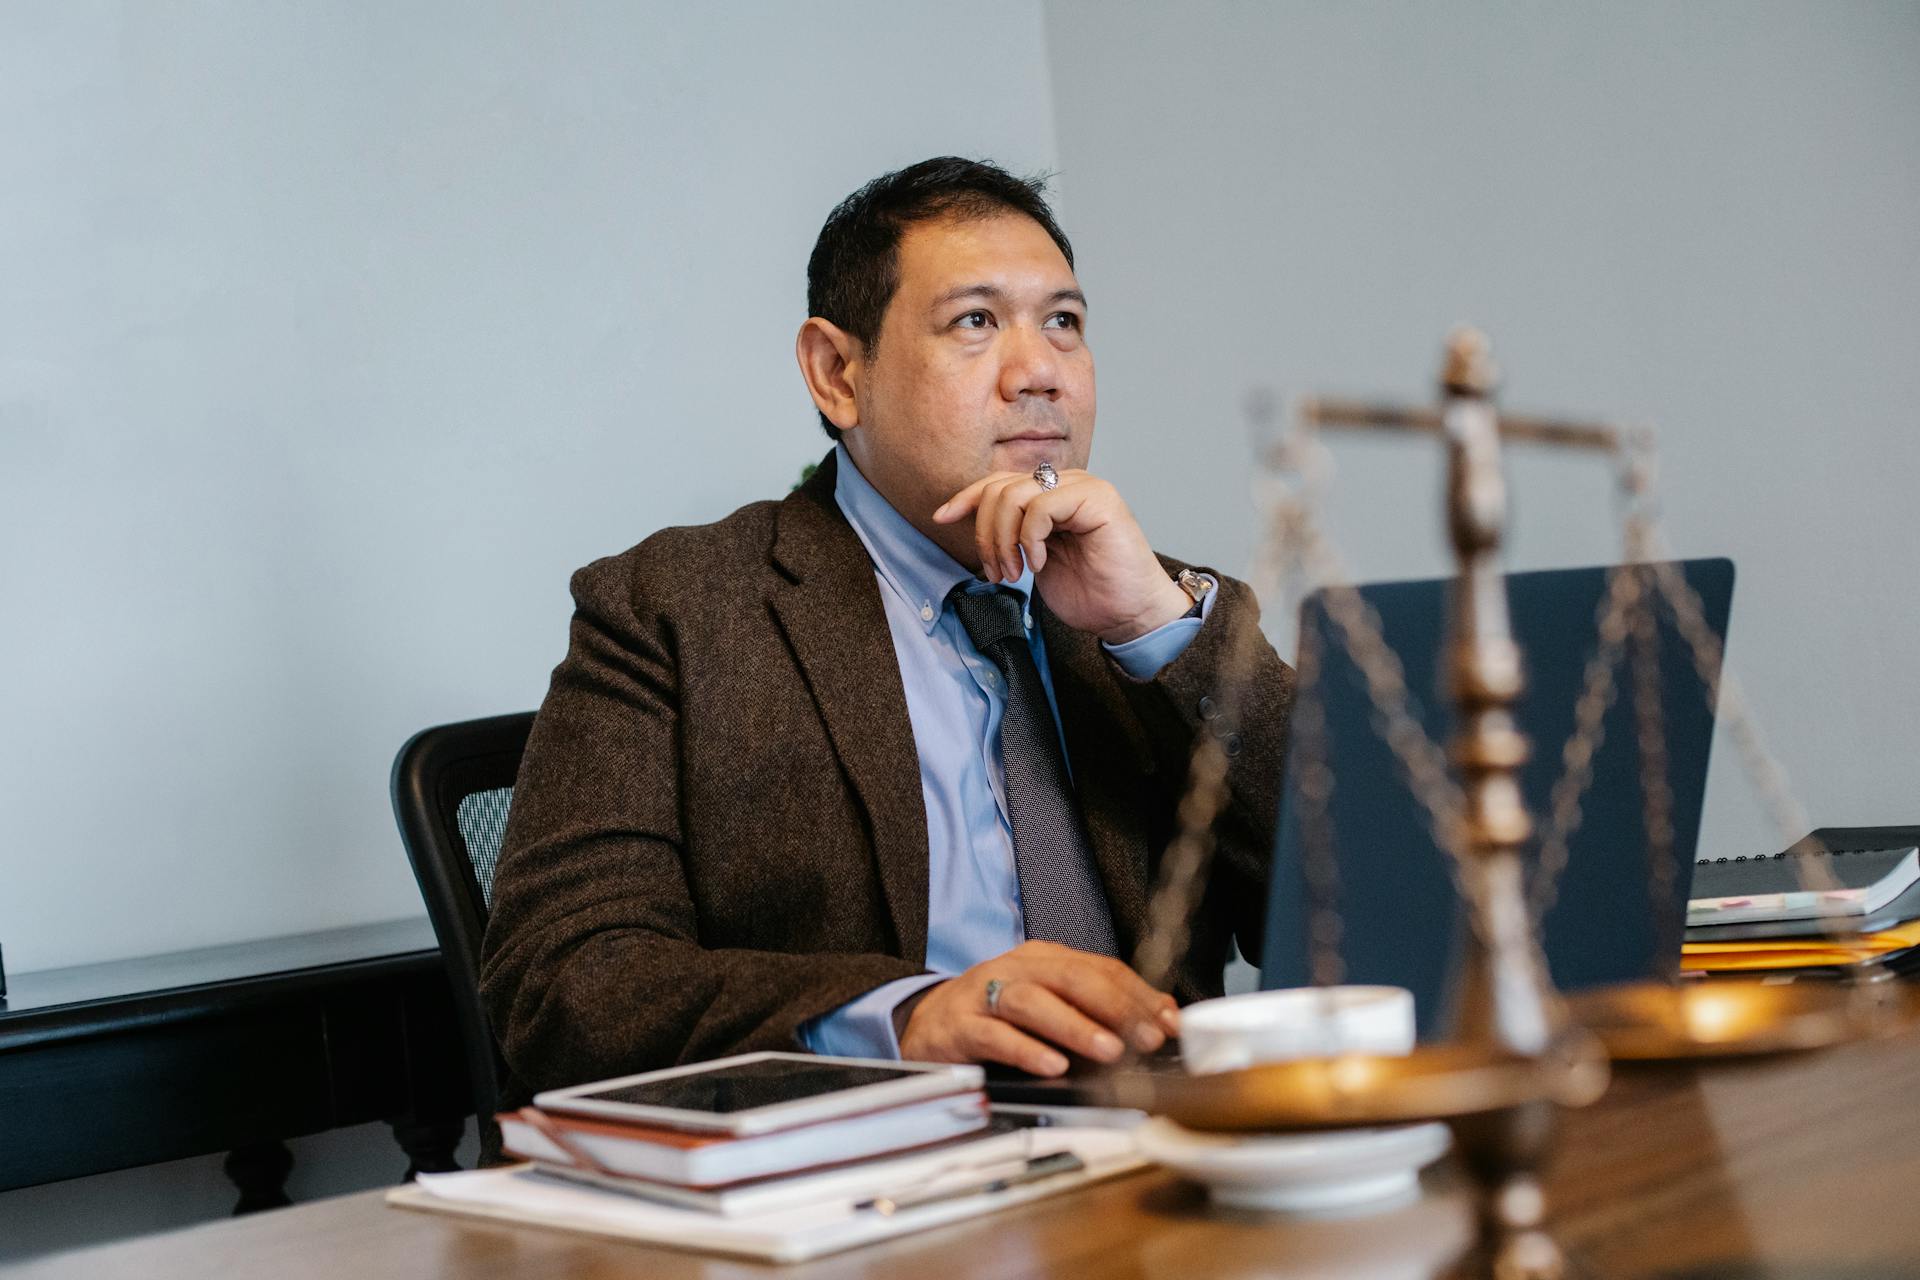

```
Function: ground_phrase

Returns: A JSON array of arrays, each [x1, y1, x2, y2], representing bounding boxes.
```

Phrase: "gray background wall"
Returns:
[[1047, 0, 1920, 868], [4, 0, 1916, 1264]]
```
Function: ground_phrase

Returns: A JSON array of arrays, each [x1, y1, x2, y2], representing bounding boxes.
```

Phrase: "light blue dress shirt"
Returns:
[[798, 445, 1216, 1058]]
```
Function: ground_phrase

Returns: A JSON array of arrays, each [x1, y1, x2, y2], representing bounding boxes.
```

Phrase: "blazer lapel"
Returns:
[[769, 456, 930, 964], [1037, 606, 1158, 955]]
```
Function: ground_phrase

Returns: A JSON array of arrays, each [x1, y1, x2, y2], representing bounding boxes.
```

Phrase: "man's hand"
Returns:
[[898, 940, 1181, 1076], [933, 469, 1194, 645]]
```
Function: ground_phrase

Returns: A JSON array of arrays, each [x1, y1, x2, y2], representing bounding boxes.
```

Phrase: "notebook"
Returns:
[[1687, 844, 1919, 926], [1687, 877, 1920, 943]]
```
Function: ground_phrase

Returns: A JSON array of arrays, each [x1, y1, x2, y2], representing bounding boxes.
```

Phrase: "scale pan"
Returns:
[[1086, 1034, 1609, 1134], [1568, 978, 1920, 1060]]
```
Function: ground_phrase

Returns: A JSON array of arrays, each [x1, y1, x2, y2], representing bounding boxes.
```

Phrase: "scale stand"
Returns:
[[1103, 332, 1608, 1279]]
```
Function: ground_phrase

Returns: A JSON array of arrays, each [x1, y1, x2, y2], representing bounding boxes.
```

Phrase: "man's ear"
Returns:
[[795, 317, 864, 433]]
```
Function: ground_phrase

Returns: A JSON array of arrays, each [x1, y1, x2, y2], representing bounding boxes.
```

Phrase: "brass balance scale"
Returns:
[[1093, 330, 1920, 1278]]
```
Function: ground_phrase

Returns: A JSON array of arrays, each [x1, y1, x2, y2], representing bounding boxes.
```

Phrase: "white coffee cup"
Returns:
[[1179, 985, 1416, 1075]]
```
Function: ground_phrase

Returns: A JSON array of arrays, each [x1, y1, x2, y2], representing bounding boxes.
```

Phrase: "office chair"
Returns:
[[390, 711, 535, 1165]]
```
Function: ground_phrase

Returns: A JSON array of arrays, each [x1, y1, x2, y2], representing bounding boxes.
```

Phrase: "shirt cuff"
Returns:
[[798, 974, 949, 1060], [1101, 574, 1218, 680]]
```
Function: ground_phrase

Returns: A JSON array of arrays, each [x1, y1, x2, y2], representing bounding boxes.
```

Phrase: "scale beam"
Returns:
[[1295, 397, 1627, 454]]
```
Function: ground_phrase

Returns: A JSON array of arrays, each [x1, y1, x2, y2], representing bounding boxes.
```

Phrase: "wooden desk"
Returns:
[[13, 1025, 1920, 1278], [0, 918, 470, 1210]]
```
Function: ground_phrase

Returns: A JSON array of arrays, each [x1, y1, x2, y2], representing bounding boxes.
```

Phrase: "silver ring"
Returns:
[[984, 978, 1005, 1016], [1032, 462, 1059, 491]]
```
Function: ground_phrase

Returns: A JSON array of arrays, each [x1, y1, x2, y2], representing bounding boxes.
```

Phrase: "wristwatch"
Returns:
[[1175, 569, 1213, 618]]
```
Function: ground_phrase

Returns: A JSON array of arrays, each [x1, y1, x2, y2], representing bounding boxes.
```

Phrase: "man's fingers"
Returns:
[[1004, 480, 1102, 581], [970, 476, 1015, 582], [935, 469, 1031, 526], [963, 1014, 1070, 1076], [1029, 952, 1173, 1053], [986, 478, 1040, 583], [1017, 501, 1060, 576], [935, 944, 1180, 1074], [1142, 987, 1180, 1039], [1004, 944, 1157, 1046], [987, 477, 1091, 582], [936, 469, 1111, 583], [932, 475, 999, 524], [994, 979, 1127, 1064], [975, 477, 1021, 583]]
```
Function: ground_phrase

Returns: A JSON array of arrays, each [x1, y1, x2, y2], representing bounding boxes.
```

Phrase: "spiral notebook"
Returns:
[[1687, 843, 1920, 927]]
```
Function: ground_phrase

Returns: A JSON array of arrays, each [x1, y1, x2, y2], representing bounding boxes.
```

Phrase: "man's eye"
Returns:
[[1045, 312, 1082, 330], [956, 311, 992, 329]]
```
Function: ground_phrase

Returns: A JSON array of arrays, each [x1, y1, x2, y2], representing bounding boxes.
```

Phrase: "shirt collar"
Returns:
[[833, 443, 1034, 635]]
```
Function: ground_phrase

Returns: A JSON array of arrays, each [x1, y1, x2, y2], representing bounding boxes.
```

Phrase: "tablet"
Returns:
[[532, 1052, 985, 1136]]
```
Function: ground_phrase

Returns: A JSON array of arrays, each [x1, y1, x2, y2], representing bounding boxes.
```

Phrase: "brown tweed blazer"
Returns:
[[479, 452, 1295, 1094]]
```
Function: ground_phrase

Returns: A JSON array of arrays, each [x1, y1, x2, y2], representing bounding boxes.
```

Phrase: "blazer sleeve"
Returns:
[[478, 555, 926, 1093], [1111, 564, 1295, 966]]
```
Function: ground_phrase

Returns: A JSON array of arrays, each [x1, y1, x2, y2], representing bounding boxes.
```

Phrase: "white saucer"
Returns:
[[1134, 1117, 1452, 1215]]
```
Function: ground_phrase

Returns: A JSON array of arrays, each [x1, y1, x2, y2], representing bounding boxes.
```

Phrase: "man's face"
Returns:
[[842, 212, 1095, 537]]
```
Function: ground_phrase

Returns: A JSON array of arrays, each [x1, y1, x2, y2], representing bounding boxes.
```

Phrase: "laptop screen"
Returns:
[[1259, 559, 1735, 1037]]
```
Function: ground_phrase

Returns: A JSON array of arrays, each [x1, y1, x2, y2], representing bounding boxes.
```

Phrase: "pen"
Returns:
[[858, 1151, 1086, 1216]]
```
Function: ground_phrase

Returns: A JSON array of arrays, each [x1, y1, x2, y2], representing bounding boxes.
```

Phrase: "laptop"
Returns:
[[1259, 559, 1736, 1037]]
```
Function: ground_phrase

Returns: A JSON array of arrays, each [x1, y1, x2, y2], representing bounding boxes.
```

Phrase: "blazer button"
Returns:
[[1222, 732, 1243, 758], [1198, 695, 1218, 721]]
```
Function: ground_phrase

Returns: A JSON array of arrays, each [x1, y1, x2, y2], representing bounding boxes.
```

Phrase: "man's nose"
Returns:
[[997, 321, 1062, 403]]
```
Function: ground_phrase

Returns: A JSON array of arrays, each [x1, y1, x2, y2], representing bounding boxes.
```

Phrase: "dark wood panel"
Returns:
[[0, 918, 469, 1194], [0, 1009, 333, 1186], [0, 919, 439, 1021]]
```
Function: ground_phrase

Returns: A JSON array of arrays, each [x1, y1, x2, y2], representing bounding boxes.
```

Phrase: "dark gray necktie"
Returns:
[[947, 584, 1120, 957]]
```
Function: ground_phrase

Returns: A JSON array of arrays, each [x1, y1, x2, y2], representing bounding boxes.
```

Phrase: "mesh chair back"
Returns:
[[454, 786, 514, 909], [390, 712, 535, 1162]]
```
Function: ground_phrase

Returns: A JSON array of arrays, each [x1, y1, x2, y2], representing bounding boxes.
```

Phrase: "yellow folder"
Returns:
[[1680, 920, 1920, 972]]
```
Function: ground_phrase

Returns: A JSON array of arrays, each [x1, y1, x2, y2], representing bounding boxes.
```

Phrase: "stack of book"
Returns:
[[1683, 834, 1920, 974], [498, 1092, 1027, 1215], [494, 1053, 1033, 1217], [388, 1052, 1144, 1262]]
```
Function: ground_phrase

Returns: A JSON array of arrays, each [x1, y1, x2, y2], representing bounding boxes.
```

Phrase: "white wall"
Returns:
[[0, 0, 1060, 975], [1042, 0, 1920, 865], [0, 0, 1058, 1261]]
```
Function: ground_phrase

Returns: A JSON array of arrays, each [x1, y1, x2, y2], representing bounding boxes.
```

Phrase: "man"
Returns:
[[480, 157, 1292, 1094]]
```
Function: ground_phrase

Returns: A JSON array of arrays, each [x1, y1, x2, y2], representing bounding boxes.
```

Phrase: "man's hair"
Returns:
[[805, 156, 1075, 440]]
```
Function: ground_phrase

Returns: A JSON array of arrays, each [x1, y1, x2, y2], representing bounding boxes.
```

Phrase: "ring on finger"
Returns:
[[984, 978, 1006, 1016], [1032, 462, 1059, 491]]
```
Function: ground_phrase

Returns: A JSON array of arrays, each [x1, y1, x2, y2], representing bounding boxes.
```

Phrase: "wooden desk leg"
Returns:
[[390, 1116, 466, 1179], [224, 1141, 294, 1215]]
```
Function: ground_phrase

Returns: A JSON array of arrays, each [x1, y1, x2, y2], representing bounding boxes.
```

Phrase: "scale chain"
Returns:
[[1130, 392, 1868, 1000]]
